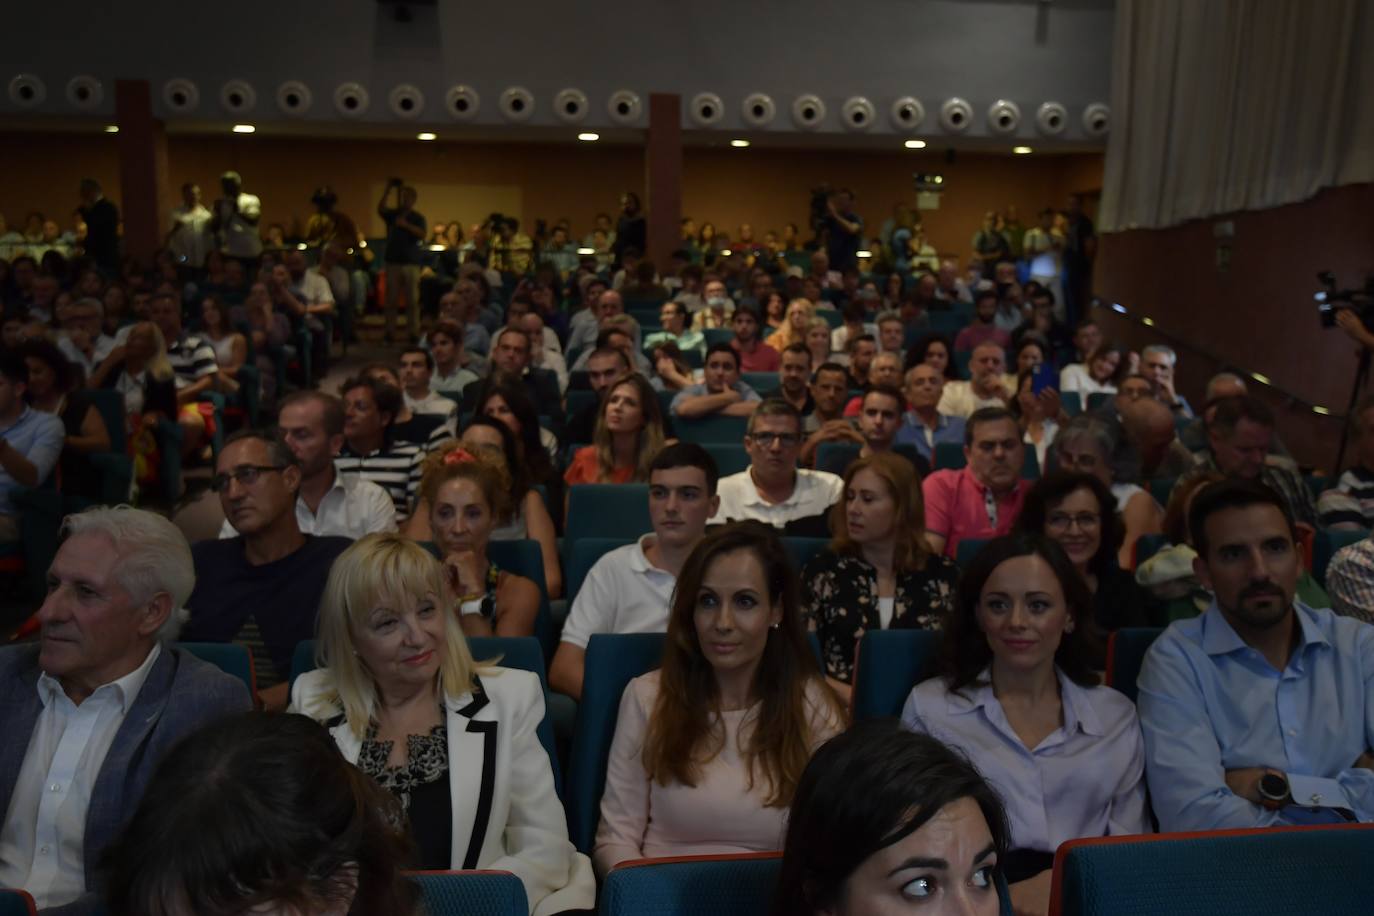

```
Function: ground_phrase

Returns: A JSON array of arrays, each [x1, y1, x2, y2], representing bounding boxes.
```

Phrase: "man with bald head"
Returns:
[[1121, 397, 1196, 479], [938, 342, 1011, 418]]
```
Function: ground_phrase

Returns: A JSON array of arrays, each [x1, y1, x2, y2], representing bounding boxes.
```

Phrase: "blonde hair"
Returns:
[[136, 321, 174, 382], [316, 533, 487, 739], [768, 298, 816, 351]]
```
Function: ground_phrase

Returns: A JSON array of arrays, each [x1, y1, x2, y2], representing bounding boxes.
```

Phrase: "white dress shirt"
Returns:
[[57, 334, 116, 382], [560, 535, 677, 649], [217, 471, 397, 539], [711, 468, 843, 527], [0, 644, 161, 909], [405, 390, 459, 437]]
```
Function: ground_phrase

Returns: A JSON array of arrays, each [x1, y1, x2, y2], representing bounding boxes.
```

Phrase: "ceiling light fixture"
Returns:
[[730, 139, 750, 148], [416, 132, 436, 141], [104, 124, 119, 133], [1012, 145, 1033, 154], [232, 124, 256, 133], [577, 132, 599, 141], [903, 139, 926, 149]]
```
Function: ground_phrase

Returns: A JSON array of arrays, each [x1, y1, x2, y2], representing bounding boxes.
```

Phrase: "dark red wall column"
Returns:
[[114, 79, 169, 267], [645, 92, 683, 270]]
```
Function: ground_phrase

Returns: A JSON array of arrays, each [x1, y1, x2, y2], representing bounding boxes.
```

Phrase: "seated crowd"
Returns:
[[3, 188, 1374, 916]]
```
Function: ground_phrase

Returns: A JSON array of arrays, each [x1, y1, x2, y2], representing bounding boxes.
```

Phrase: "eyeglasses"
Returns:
[[1046, 512, 1101, 532], [748, 432, 801, 447], [210, 466, 286, 493]]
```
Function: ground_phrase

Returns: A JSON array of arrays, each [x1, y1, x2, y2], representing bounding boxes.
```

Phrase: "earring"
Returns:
[[770, 622, 780, 630]]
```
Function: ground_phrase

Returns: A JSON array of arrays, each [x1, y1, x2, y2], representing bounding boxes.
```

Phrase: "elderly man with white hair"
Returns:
[[0, 506, 252, 911], [1139, 344, 1193, 418]]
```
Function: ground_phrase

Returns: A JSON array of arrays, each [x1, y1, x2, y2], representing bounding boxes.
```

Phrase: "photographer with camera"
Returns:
[[377, 178, 427, 342], [489, 213, 534, 276], [210, 170, 262, 262], [305, 185, 359, 249], [822, 188, 864, 273]]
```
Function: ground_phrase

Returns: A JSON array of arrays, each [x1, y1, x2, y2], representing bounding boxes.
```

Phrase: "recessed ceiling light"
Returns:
[[903, 139, 926, 149], [104, 125, 119, 134], [576, 247, 596, 255], [232, 124, 256, 134], [1012, 145, 1033, 155], [730, 139, 750, 148], [577, 132, 600, 142], [416, 132, 436, 141]]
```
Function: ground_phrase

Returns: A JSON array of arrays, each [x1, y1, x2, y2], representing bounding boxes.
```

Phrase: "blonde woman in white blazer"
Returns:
[[290, 533, 594, 916]]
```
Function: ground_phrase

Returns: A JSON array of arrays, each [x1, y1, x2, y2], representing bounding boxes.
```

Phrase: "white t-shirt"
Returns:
[[1059, 363, 1116, 397], [218, 471, 397, 540], [560, 535, 678, 648], [711, 468, 844, 528], [217, 193, 263, 258]]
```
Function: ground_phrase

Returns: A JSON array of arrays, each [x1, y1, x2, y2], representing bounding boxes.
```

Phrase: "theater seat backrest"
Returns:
[[851, 629, 944, 720], [406, 869, 527, 916]]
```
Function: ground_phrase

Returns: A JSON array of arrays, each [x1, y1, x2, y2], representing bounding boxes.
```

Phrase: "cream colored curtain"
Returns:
[[1099, 0, 1374, 232]]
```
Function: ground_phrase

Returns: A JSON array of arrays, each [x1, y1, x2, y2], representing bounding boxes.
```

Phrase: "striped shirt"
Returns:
[[335, 439, 424, 522], [166, 332, 218, 390], [1317, 466, 1374, 529]]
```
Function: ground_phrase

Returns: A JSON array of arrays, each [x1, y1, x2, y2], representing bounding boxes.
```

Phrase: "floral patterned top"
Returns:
[[801, 548, 959, 684], [358, 715, 452, 869]]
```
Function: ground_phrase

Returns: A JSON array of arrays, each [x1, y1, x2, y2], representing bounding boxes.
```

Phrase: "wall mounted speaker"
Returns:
[[333, 82, 370, 117], [1082, 103, 1110, 137], [499, 86, 534, 121], [276, 80, 312, 116], [1036, 101, 1067, 136], [163, 78, 199, 113], [8, 74, 47, 108], [689, 92, 723, 126], [741, 92, 776, 127], [446, 85, 480, 121], [219, 80, 256, 114], [891, 96, 925, 130], [939, 97, 973, 132], [388, 83, 425, 119], [792, 93, 826, 129], [841, 96, 875, 131], [607, 89, 642, 124], [554, 87, 588, 123], [987, 99, 1021, 134], [65, 75, 103, 110]]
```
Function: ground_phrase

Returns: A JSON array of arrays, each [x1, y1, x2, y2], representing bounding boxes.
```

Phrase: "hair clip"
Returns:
[[443, 447, 477, 466]]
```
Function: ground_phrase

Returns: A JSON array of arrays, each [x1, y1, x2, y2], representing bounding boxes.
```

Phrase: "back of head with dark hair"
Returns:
[[102, 712, 417, 916], [1188, 478, 1296, 560], [943, 533, 1099, 692], [814, 361, 848, 383], [1015, 471, 1124, 578], [0, 350, 30, 386], [650, 441, 720, 495], [771, 719, 1010, 916], [222, 427, 299, 471], [17, 337, 75, 391], [964, 406, 1016, 446]]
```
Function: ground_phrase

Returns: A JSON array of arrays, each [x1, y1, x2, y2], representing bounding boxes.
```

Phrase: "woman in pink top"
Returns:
[[594, 522, 846, 875]]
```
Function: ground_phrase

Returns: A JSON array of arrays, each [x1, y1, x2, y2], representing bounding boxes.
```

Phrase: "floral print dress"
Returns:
[[801, 548, 960, 684]]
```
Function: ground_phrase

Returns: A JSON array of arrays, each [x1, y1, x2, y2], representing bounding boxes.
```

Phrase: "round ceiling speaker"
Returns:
[[388, 83, 425, 119], [841, 96, 875, 131], [499, 86, 535, 122], [940, 97, 973, 133], [792, 93, 826, 129], [1083, 102, 1111, 137], [8, 74, 47, 108], [446, 84, 480, 121], [987, 99, 1021, 135], [553, 87, 588, 123], [891, 96, 926, 130], [163, 78, 199, 113], [219, 79, 256, 114], [1036, 101, 1068, 136], [607, 89, 642, 124], [741, 93, 776, 127], [276, 80, 312, 116], [333, 82, 370, 118], [65, 75, 103, 110], [689, 92, 724, 127]]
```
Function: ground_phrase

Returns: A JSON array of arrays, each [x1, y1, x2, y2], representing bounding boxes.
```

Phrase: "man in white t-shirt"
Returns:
[[398, 347, 458, 437], [167, 182, 213, 269], [712, 398, 843, 530], [210, 171, 262, 260], [549, 442, 720, 701]]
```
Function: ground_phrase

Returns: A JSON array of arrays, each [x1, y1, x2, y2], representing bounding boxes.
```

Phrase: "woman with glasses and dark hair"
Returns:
[[102, 712, 418, 916], [1017, 471, 1160, 634], [595, 522, 845, 875], [1051, 414, 1163, 569], [771, 719, 1012, 916], [802, 452, 958, 697], [902, 533, 1150, 915]]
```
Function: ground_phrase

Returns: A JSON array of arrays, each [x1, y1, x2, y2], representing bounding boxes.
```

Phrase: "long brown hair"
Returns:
[[642, 522, 844, 807], [593, 372, 665, 482], [827, 452, 933, 573]]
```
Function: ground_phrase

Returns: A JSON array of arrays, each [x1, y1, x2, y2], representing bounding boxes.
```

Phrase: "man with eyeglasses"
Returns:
[[922, 406, 1031, 559], [183, 429, 351, 710], [711, 398, 843, 530]]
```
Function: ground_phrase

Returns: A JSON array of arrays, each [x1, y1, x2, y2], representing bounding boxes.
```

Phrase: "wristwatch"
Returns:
[[1258, 771, 1291, 810]]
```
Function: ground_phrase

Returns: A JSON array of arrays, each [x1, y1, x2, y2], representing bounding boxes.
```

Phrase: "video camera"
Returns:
[[1316, 270, 1374, 330]]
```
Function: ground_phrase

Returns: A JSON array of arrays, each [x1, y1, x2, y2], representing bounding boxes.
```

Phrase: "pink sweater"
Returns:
[[593, 670, 842, 875]]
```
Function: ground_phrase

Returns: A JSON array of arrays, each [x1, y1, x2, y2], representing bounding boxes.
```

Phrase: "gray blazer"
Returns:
[[0, 643, 252, 908]]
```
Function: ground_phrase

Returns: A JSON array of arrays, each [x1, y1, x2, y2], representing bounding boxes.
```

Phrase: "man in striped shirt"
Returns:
[[150, 291, 217, 458], [335, 375, 424, 523]]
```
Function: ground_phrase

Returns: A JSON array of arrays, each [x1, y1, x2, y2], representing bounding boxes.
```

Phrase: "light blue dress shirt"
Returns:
[[1137, 600, 1374, 832], [902, 668, 1150, 853], [895, 410, 966, 464]]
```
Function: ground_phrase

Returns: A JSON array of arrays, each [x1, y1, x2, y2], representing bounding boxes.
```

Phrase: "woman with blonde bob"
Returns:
[[290, 533, 594, 915], [417, 446, 540, 637], [564, 372, 666, 486], [595, 522, 846, 876], [767, 298, 816, 352], [801, 452, 960, 696]]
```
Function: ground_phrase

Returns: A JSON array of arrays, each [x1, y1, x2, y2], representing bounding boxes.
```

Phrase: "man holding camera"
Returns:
[[377, 179, 427, 343], [823, 189, 864, 273]]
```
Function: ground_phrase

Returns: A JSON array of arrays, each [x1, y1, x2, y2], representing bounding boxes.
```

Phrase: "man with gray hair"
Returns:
[[185, 429, 351, 709], [1140, 344, 1194, 418], [0, 505, 252, 910], [56, 297, 115, 380]]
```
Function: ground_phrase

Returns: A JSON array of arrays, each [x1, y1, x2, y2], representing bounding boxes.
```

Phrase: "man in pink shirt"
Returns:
[[922, 406, 1030, 559], [953, 287, 1012, 354], [730, 305, 780, 373]]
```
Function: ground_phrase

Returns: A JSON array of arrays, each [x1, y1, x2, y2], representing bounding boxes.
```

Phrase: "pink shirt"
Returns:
[[733, 339, 781, 373], [922, 466, 1030, 559], [594, 670, 841, 875]]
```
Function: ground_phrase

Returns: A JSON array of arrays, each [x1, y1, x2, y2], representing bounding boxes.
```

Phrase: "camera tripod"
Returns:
[[1336, 348, 1371, 470]]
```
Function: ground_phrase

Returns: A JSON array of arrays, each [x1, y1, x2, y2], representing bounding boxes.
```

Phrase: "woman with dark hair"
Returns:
[[771, 719, 1011, 916], [474, 372, 563, 531], [102, 711, 419, 916], [1009, 369, 1060, 471], [595, 522, 845, 875], [802, 452, 959, 695], [1016, 471, 1159, 633], [906, 331, 957, 380], [1059, 341, 1128, 397], [20, 338, 111, 503], [903, 534, 1150, 913], [564, 372, 665, 487], [1051, 414, 1162, 568], [199, 294, 246, 395]]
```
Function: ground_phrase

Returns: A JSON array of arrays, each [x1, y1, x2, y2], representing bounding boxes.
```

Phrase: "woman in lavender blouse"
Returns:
[[902, 533, 1150, 915]]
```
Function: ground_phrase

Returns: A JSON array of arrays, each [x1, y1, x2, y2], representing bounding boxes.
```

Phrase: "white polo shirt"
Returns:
[[405, 390, 459, 437], [560, 535, 678, 648], [711, 467, 843, 528], [218, 471, 397, 539]]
